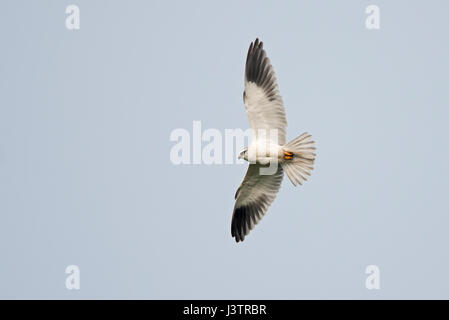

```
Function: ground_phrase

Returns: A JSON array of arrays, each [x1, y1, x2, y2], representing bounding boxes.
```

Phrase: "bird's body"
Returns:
[[245, 140, 283, 165], [231, 39, 316, 243]]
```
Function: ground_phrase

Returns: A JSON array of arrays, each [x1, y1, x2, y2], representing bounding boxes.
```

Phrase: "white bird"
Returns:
[[231, 38, 316, 242]]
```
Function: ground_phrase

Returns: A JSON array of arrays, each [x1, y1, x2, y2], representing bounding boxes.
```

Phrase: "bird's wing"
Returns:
[[231, 164, 284, 242], [244, 38, 287, 145]]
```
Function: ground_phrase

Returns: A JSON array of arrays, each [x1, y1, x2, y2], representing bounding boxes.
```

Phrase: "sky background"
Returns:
[[1, 0, 449, 299]]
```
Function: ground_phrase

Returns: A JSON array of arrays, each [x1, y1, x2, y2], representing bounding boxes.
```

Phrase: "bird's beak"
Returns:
[[238, 153, 243, 160]]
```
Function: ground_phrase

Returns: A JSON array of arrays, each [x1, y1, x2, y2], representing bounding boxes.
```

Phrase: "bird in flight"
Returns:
[[231, 38, 316, 242]]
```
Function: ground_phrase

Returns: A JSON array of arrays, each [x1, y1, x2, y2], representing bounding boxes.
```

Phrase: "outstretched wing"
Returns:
[[231, 164, 284, 242], [244, 38, 287, 145]]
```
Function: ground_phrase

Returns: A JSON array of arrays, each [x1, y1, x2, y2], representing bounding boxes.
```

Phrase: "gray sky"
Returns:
[[1, 0, 449, 299]]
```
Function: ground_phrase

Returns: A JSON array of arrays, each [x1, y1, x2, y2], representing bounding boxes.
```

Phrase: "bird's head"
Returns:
[[238, 147, 248, 161]]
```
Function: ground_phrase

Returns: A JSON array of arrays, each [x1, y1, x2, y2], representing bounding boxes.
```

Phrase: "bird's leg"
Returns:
[[284, 151, 293, 160]]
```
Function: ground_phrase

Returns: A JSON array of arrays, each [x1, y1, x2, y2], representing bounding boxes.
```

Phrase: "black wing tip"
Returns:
[[245, 38, 279, 102], [231, 205, 250, 243], [231, 230, 244, 243], [232, 233, 245, 243], [232, 227, 246, 243], [247, 38, 262, 50], [231, 195, 270, 244], [252, 38, 262, 48], [245, 39, 266, 81]]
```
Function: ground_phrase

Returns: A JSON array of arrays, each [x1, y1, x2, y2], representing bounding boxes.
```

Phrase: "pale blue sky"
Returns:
[[1, 0, 449, 299]]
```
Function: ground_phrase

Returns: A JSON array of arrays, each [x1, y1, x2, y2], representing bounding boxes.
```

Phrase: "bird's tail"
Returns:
[[281, 132, 316, 186]]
